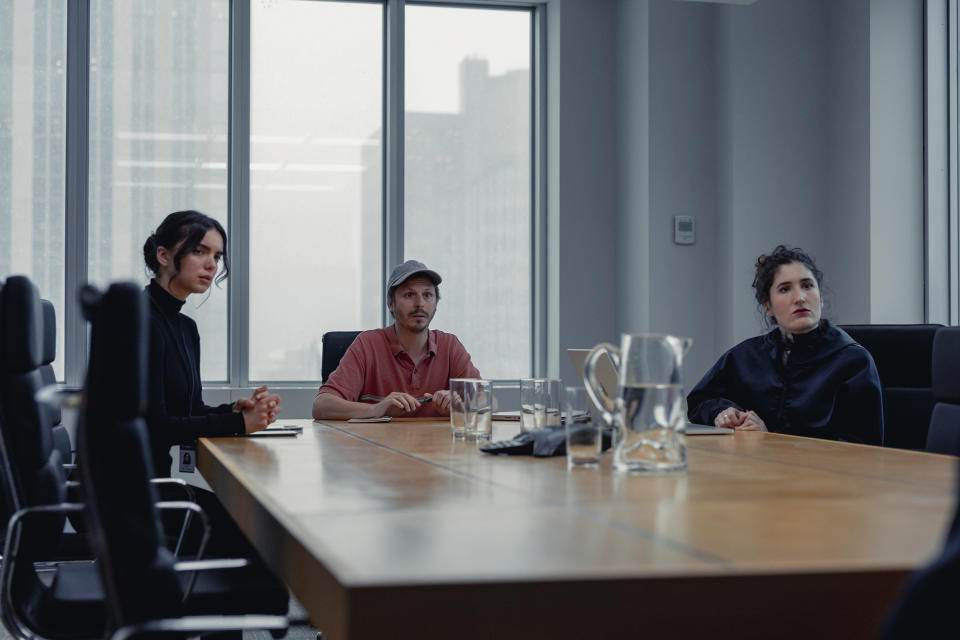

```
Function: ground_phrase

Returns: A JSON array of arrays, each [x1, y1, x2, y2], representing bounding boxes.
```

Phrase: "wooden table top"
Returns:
[[197, 418, 957, 640]]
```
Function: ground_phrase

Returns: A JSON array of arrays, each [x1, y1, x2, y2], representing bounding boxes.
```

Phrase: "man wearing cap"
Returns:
[[312, 260, 481, 419]]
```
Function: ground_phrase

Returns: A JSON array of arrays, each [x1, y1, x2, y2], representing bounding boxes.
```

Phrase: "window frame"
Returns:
[[927, 0, 960, 325], [54, 0, 546, 388]]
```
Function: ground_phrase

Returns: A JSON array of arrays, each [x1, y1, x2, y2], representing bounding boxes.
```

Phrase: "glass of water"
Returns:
[[449, 378, 472, 439], [520, 378, 562, 431], [565, 386, 601, 467], [464, 379, 493, 441]]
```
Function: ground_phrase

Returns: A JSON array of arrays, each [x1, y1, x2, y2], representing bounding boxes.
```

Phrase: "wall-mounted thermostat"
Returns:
[[674, 215, 695, 245]]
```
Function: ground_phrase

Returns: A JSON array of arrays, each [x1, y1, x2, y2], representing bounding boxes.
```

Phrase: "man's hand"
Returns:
[[431, 390, 452, 415], [375, 392, 422, 416]]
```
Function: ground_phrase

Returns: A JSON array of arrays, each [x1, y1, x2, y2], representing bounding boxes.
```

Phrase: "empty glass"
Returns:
[[565, 386, 600, 468], [520, 378, 562, 431]]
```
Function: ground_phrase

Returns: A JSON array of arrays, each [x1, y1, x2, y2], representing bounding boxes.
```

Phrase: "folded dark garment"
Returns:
[[480, 426, 613, 457]]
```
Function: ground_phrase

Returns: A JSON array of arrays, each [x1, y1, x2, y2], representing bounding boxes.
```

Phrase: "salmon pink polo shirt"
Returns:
[[317, 326, 481, 418]]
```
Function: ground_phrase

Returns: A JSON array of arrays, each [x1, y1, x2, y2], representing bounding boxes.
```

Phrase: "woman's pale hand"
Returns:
[[736, 410, 767, 432], [242, 394, 280, 433], [714, 407, 745, 428]]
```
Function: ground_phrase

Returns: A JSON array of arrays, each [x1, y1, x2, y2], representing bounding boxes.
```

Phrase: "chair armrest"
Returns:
[[173, 558, 249, 572], [110, 614, 288, 640], [149, 477, 196, 502], [62, 463, 78, 471], [155, 500, 209, 561], [34, 384, 84, 409], [1, 503, 87, 639]]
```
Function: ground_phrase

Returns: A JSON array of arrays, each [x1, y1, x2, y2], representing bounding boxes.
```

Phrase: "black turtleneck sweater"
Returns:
[[145, 280, 243, 476], [686, 320, 884, 445]]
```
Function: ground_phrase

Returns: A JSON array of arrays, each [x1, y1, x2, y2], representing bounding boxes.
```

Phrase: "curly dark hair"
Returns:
[[143, 210, 229, 285], [752, 244, 823, 321]]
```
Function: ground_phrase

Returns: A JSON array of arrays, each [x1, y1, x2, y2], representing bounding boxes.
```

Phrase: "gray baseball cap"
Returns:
[[387, 260, 442, 291]]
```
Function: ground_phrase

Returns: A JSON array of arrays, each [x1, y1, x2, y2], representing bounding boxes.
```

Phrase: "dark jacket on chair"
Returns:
[[144, 281, 242, 476], [687, 320, 884, 445]]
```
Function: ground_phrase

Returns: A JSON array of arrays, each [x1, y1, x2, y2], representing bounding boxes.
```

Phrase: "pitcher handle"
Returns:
[[583, 343, 620, 427]]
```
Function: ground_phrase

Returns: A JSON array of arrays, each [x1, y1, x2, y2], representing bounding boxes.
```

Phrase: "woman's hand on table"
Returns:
[[714, 406, 766, 431], [240, 386, 282, 433]]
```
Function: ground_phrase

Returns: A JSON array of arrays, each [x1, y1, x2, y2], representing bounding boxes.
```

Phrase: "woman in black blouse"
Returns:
[[687, 245, 884, 445], [143, 210, 281, 557], [143, 210, 280, 475]]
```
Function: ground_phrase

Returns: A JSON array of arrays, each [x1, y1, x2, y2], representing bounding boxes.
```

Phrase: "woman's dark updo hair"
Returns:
[[143, 210, 229, 284], [752, 244, 824, 322]]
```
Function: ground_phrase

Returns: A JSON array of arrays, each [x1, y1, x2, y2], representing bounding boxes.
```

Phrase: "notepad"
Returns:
[[247, 429, 300, 437], [347, 416, 392, 423]]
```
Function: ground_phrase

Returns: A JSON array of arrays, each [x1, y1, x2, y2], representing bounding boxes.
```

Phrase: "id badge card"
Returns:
[[179, 445, 196, 473]]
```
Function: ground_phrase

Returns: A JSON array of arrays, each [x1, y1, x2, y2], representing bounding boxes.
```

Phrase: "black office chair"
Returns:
[[925, 327, 960, 455], [77, 282, 288, 639], [321, 330, 362, 383], [39, 299, 73, 465], [840, 324, 943, 449], [0, 276, 105, 639]]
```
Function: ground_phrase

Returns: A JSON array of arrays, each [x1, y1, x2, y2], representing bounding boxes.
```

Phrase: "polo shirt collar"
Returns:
[[388, 325, 437, 358]]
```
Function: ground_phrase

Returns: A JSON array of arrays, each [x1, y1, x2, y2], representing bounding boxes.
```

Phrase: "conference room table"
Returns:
[[197, 418, 957, 639]]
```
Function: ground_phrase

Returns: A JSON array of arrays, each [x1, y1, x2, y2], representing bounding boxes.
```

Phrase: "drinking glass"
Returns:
[[464, 379, 493, 441], [449, 378, 472, 439], [565, 386, 600, 467], [520, 378, 562, 431]]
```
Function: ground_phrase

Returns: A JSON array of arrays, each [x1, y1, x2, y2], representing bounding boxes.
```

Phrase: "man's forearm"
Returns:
[[312, 393, 382, 420]]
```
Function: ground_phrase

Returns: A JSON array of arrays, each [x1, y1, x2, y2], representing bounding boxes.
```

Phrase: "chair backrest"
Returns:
[[78, 283, 183, 630], [321, 330, 362, 383], [39, 299, 71, 463], [0, 277, 65, 538], [840, 324, 943, 449], [926, 327, 960, 455], [0, 276, 70, 630]]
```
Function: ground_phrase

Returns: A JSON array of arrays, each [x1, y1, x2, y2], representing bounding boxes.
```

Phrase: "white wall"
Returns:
[[869, 0, 924, 322], [647, 0, 721, 383], [549, 0, 621, 387], [605, 0, 926, 387]]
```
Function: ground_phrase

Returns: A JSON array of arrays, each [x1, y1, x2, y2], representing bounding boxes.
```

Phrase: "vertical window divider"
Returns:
[[229, 0, 252, 388], [383, 0, 405, 326], [952, 0, 960, 323], [532, 3, 547, 377], [64, 0, 90, 387]]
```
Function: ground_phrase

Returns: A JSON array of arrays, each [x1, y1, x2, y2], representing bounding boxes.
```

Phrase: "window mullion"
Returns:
[[383, 0, 405, 327], [64, 0, 90, 387], [229, 0, 252, 387]]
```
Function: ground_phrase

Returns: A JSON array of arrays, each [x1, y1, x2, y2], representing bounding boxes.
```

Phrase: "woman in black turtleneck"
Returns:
[[143, 210, 280, 476], [686, 245, 884, 445]]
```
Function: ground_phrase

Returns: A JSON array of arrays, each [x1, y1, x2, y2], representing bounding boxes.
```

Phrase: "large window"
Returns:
[[0, 0, 67, 379], [404, 5, 532, 379], [0, 0, 540, 389], [249, 0, 382, 381], [87, 0, 230, 380]]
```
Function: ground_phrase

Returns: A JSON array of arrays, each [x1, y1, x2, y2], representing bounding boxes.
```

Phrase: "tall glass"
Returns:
[[464, 379, 493, 441], [520, 378, 561, 431], [565, 386, 600, 468]]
